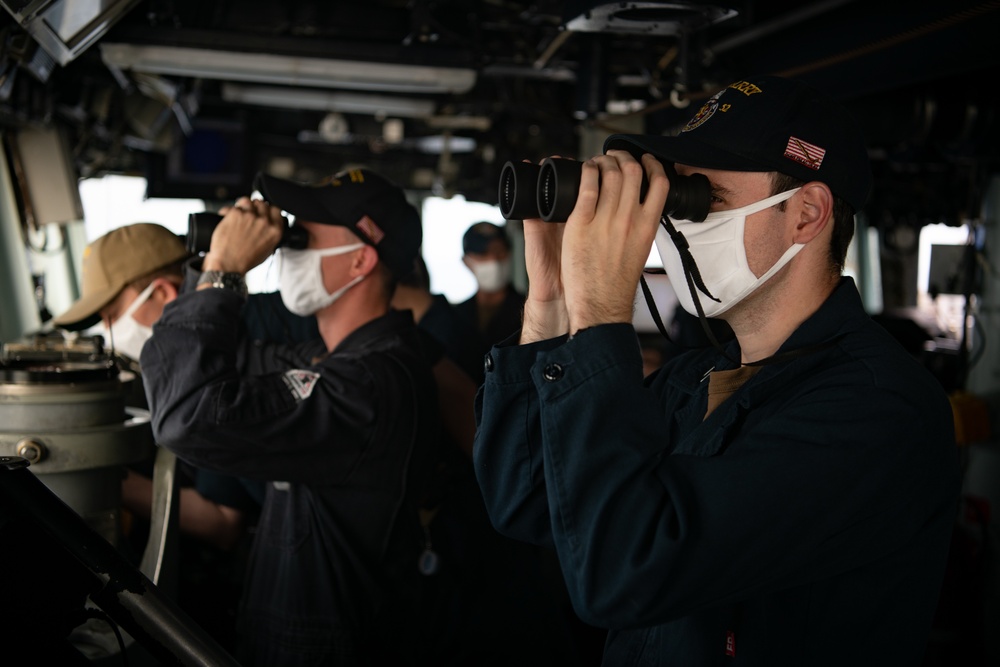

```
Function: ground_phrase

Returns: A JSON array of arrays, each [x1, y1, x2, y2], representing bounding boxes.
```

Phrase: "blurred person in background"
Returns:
[[456, 221, 525, 383]]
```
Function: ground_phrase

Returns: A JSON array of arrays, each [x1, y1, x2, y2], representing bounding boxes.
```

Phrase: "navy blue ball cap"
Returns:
[[463, 221, 510, 255], [253, 168, 421, 278], [604, 75, 872, 212]]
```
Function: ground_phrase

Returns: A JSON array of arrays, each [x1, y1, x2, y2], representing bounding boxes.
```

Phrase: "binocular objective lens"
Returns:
[[497, 155, 711, 223]]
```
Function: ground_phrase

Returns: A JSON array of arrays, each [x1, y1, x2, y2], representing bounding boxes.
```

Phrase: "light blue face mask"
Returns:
[[278, 243, 366, 316]]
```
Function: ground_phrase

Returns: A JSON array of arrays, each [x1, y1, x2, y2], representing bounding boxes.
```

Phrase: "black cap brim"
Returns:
[[253, 173, 351, 227], [604, 134, 772, 173]]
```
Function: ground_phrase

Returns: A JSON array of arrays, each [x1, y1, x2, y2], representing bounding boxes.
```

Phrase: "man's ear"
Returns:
[[134, 278, 180, 326], [352, 245, 380, 277], [792, 182, 834, 245], [151, 277, 180, 304]]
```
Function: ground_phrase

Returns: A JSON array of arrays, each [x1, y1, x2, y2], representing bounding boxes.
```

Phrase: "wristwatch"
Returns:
[[197, 270, 248, 299]]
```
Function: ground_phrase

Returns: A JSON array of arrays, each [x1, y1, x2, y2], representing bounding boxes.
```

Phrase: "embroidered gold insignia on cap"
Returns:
[[683, 90, 724, 132], [728, 81, 763, 96]]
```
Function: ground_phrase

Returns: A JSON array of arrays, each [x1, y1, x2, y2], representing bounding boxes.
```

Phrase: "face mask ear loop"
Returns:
[[658, 216, 742, 367], [106, 280, 156, 369]]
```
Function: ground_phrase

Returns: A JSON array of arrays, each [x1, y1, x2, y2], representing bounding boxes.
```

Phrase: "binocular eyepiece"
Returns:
[[186, 212, 309, 255], [498, 157, 712, 223]]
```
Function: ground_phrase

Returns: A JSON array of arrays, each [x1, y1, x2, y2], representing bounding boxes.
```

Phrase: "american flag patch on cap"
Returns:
[[784, 136, 826, 170], [356, 215, 385, 244]]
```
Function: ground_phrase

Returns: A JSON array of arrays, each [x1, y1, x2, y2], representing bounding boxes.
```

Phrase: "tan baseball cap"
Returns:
[[54, 223, 190, 331]]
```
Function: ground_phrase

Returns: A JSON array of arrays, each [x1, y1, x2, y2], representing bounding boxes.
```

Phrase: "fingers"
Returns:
[[522, 151, 668, 227], [573, 157, 602, 221], [557, 151, 672, 332], [570, 150, 663, 228], [231, 196, 255, 212], [639, 153, 669, 214], [604, 150, 668, 222], [220, 199, 282, 233], [266, 203, 286, 226], [594, 151, 639, 223], [203, 195, 284, 274]]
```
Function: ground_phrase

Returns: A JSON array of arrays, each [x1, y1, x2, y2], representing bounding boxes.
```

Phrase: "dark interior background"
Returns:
[[2, 1, 998, 279], [1, 5, 998, 665]]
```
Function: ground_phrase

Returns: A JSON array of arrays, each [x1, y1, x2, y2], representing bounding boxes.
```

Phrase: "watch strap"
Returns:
[[197, 270, 248, 299]]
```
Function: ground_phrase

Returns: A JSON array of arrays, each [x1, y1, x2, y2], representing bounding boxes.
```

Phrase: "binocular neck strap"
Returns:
[[658, 216, 720, 307], [639, 272, 738, 366], [639, 272, 843, 370], [650, 216, 738, 363]]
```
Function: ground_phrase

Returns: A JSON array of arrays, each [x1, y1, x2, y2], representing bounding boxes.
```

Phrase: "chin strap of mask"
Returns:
[[642, 216, 842, 369]]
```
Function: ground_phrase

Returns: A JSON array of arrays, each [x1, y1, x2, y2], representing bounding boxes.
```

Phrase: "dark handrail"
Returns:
[[0, 456, 242, 667]]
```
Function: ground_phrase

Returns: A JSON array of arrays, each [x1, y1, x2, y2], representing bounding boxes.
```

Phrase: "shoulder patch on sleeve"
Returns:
[[282, 369, 320, 402]]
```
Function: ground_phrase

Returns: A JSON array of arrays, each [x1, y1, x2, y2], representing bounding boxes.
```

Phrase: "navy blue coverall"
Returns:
[[474, 278, 960, 666], [142, 287, 439, 666]]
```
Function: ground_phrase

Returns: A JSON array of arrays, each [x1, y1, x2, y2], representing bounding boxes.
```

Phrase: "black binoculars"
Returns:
[[185, 212, 309, 255], [498, 157, 712, 223]]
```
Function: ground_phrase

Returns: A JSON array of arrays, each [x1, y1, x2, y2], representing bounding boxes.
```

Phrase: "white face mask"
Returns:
[[469, 258, 511, 293], [279, 243, 366, 316], [105, 281, 156, 361], [656, 188, 802, 318]]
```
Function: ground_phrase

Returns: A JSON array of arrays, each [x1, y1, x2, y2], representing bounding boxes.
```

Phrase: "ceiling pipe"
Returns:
[[710, 0, 860, 55], [534, 29, 574, 70]]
